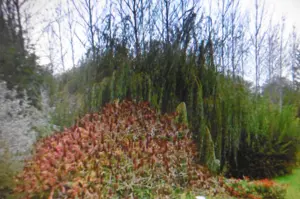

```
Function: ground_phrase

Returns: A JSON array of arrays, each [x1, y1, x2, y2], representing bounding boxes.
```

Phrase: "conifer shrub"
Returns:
[[14, 100, 218, 198], [228, 102, 300, 179]]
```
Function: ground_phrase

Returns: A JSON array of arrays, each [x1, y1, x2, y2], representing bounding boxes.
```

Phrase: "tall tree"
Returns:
[[252, 0, 267, 93], [12, 0, 25, 53], [228, 0, 245, 78], [218, 0, 232, 74], [54, 1, 66, 72], [290, 26, 300, 90], [72, 0, 99, 61], [278, 16, 286, 111], [67, 0, 76, 69], [294, 48, 300, 90], [265, 20, 280, 82], [0, 0, 42, 107]]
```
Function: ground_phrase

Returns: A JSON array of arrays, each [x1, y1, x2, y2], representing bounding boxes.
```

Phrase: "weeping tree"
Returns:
[[50, 0, 300, 179]]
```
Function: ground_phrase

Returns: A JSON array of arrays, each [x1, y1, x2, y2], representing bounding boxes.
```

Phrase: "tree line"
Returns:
[[40, 0, 300, 90]]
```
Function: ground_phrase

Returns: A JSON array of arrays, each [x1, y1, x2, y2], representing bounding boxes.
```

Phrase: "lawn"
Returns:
[[275, 168, 300, 199]]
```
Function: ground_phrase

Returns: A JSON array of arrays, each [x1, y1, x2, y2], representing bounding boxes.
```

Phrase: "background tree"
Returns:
[[293, 47, 300, 90], [290, 26, 300, 90], [67, 0, 76, 69], [265, 20, 280, 82], [71, 0, 99, 61], [278, 16, 287, 111], [252, 0, 267, 93], [0, 0, 43, 107], [54, 1, 66, 72]]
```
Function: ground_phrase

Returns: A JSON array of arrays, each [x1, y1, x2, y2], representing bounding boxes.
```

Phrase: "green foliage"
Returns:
[[297, 152, 300, 166], [50, 89, 84, 129], [32, 125, 56, 140], [0, 141, 23, 199], [175, 102, 189, 126], [90, 77, 111, 111], [0, 22, 43, 108], [229, 101, 300, 178], [42, 71, 58, 107], [203, 127, 220, 174]]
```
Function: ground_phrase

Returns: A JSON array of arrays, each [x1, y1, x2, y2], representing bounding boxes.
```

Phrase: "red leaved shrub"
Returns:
[[15, 100, 214, 198], [223, 177, 286, 199]]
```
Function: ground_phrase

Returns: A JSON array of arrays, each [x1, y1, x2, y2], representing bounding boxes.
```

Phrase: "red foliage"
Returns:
[[222, 177, 285, 199], [255, 178, 275, 188], [15, 100, 213, 198]]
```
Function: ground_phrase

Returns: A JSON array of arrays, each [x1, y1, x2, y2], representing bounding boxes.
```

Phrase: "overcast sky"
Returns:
[[265, 0, 300, 29], [27, 0, 300, 74]]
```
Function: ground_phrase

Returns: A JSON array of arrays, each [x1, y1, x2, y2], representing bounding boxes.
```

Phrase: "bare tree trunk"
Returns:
[[13, 0, 25, 53], [123, 0, 144, 59], [253, 0, 266, 94], [87, 0, 96, 61], [230, 0, 241, 78], [279, 17, 285, 111], [46, 26, 56, 73], [55, 3, 65, 72], [164, 0, 170, 46], [67, 0, 75, 69], [133, 0, 140, 58], [255, 0, 259, 93], [221, 0, 225, 74], [72, 0, 97, 61], [291, 26, 298, 89]]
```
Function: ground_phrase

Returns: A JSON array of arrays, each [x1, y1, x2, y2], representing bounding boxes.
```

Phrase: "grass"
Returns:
[[275, 168, 300, 199]]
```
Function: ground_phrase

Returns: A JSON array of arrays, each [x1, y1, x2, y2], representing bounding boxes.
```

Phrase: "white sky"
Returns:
[[265, 0, 300, 30], [26, 0, 300, 74]]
